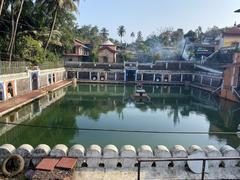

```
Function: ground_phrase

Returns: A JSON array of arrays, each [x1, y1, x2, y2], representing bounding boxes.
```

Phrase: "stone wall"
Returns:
[[16, 78, 30, 96], [39, 75, 48, 88], [0, 68, 66, 101], [0, 143, 239, 179]]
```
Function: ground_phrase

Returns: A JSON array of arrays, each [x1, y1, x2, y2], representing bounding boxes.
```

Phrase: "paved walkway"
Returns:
[[0, 80, 72, 117], [73, 167, 240, 180]]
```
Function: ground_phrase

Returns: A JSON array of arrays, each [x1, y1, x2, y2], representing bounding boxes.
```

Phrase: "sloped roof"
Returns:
[[74, 39, 89, 49], [101, 40, 115, 46], [223, 27, 240, 36], [98, 46, 117, 53]]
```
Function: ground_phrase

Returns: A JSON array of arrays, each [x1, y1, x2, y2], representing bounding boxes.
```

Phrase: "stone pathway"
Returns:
[[73, 167, 240, 180], [0, 80, 71, 117]]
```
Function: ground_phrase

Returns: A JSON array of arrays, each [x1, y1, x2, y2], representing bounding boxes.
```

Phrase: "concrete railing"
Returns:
[[0, 144, 239, 170]]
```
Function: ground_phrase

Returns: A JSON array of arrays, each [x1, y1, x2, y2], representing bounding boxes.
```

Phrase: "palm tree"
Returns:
[[136, 31, 143, 42], [130, 32, 135, 42], [8, 0, 25, 67], [44, 0, 80, 52], [117, 25, 126, 45], [0, 0, 4, 15], [100, 27, 109, 41]]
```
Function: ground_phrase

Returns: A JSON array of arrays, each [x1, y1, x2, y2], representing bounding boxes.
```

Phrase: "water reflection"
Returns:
[[0, 84, 239, 148]]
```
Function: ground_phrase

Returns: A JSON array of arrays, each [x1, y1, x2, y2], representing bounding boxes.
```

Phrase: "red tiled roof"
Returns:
[[74, 39, 89, 49], [224, 27, 240, 36], [98, 46, 117, 53]]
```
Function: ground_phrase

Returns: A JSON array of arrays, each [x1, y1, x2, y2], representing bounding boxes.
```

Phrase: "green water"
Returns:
[[0, 84, 240, 149]]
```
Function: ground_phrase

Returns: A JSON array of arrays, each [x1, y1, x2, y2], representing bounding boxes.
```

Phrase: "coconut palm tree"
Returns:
[[43, 0, 80, 52], [0, 0, 4, 15], [117, 25, 126, 45], [130, 32, 135, 42], [100, 27, 109, 41], [8, 0, 25, 67]]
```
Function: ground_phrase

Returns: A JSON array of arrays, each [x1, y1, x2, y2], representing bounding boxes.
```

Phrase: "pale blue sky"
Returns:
[[77, 0, 240, 42]]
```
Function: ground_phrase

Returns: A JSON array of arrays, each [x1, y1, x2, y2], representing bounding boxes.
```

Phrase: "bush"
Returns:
[[18, 36, 45, 64]]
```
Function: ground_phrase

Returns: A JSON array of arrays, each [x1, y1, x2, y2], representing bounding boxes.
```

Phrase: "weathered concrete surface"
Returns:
[[73, 167, 240, 180]]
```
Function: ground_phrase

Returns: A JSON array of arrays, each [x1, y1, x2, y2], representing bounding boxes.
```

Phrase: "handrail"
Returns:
[[137, 156, 240, 180], [233, 88, 240, 99], [212, 86, 222, 94]]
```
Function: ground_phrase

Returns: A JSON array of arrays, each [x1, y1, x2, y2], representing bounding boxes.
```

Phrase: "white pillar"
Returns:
[[180, 74, 183, 82], [153, 74, 156, 82], [179, 63, 182, 70], [161, 74, 164, 82], [169, 74, 172, 82], [210, 78, 213, 86], [105, 72, 107, 81], [97, 72, 100, 81], [14, 80, 17, 96], [200, 76, 203, 84], [141, 74, 143, 81], [166, 62, 168, 69], [76, 71, 79, 79], [3, 82, 6, 101], [89, 72, 91, 80], [115, 73, 117, 81], [124, 70, 126, 81]]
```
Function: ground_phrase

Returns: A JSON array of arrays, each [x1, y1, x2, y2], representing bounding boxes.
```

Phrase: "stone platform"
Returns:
[[0, 80, 72, 117]]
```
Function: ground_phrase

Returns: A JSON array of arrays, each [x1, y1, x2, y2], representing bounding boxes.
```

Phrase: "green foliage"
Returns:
[[118, 51, 134, 62], [46, 51, 59, 62], [184, 30, 197, 42], [153, 53, 161, 61], [18, 36, 45, 63], [117, 25, 126, 43], [100, 27, 109, 41]]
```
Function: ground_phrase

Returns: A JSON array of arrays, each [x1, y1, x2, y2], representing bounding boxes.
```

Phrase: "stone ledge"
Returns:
[[0, 144, 239, 171]]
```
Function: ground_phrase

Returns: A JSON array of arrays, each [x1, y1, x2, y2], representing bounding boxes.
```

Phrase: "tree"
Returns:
[[136, 31, 143, 42], [0, 0, 4, 15], [117, 25, 126, 45], [17, 36, 45, 63], [43, 0, 80, 52], [184, 30, 197, 42], [100, 27, 109, 41], [130, 32, 135, 42], [8, 0, 25, 67]]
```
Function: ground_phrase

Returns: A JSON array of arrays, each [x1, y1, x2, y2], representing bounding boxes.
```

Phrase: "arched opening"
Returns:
[[7, 82, 14, 98], [164, 74, 169, 82], [100, 72, 105, 81], [0, 84, 4, 101], [48, 74, 52, 85], [99, 163, 105, 168], [117, 162, 122, 168], [81, 162, 88, 168], [52, 74, 56, 83], [32, 73, 38, 90], [9, 113, 17, 122], [103, 56, 108, 63]]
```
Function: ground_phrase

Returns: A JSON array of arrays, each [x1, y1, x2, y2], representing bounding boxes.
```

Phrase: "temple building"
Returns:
[[98, 40, 117, 63]]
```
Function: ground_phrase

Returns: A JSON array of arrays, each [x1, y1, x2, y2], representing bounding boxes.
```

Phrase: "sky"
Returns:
[[77, 0, 240, 42]]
